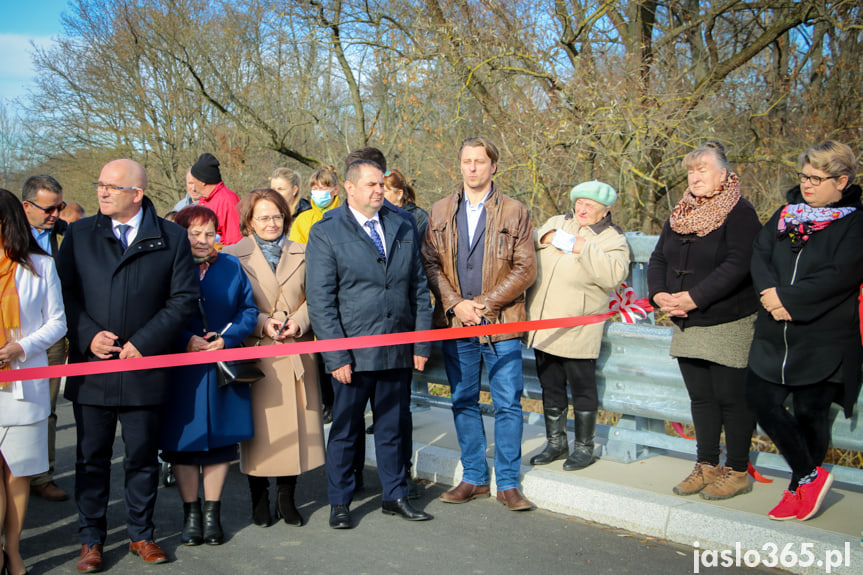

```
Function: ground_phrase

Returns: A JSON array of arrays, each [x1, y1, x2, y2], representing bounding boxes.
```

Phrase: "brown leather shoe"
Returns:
[[31, 481, 69, 502], [496, 488, 534, 511], [76, 544, 103, 573], [129, 540, 168, 564], [439, 481, 490, 504]]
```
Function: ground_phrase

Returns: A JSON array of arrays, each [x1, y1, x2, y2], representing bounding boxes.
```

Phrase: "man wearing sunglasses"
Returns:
[[22, 174, 67, 256], [21, 175, 70, 503]]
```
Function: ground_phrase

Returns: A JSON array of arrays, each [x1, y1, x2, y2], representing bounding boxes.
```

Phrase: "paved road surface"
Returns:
[[20, 398, 777, 575]]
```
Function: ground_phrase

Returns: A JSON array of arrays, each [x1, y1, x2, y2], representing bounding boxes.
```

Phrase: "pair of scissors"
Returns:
[[480, 317, 496, 355]]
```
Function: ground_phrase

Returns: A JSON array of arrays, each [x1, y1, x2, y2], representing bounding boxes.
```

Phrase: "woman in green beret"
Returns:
[[525, 180, 630, 470]]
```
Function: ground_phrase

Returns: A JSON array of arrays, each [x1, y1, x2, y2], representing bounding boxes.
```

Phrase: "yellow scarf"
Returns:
[[0, 254, 20, 380]]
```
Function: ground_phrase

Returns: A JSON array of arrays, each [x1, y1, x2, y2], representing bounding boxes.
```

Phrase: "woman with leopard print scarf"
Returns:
[[647, 141, 762, 501]]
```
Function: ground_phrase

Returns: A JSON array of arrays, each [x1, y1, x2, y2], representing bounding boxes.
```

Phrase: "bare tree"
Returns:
[[0, 100, 24, 186], [15, 0, 863, 222]]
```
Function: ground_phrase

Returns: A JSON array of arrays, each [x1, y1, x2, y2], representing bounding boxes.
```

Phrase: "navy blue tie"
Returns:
[[117, 224, 131, 250], [364, 220, 386, 262]]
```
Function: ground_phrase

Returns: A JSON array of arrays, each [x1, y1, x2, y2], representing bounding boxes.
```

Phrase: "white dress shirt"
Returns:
[[112, 208, 144, 247], [349, 205, 387, 258], [465, 190, 490, 246]]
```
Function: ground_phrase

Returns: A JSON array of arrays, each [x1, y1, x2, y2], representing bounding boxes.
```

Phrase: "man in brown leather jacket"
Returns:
[[421, 137, 537, 510]]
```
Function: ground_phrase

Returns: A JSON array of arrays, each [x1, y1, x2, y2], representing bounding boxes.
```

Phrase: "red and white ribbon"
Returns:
[[609, 283, 649, 324]]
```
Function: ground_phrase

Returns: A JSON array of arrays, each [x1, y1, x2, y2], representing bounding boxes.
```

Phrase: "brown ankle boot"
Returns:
[[700, 466, 753, 500], [673, 462, 720, 496]]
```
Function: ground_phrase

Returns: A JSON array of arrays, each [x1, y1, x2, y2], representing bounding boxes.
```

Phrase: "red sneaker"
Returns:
[[796, 466, 833, 520], [768, 490, 800, 520]]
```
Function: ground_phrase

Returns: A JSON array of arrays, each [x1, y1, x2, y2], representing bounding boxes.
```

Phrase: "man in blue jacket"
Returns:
[[306, 159, 432, 529], [57, 159, 199, 571]]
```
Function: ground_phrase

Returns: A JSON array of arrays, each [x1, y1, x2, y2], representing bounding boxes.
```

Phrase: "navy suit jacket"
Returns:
[[305, 204, 432, 373]]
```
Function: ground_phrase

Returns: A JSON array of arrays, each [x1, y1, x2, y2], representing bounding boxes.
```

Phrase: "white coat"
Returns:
[[0, 254, 67, 426]]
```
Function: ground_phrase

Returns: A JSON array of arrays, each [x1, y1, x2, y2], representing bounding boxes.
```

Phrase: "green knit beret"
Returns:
[[569, 180, 617, 206]]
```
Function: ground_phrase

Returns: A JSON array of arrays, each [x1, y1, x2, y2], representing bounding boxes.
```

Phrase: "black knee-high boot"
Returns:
[[248, 475, 272, 527], [530, 407, 569, 465], [563, 410, 597, 471], [275, 475, 303, 526]]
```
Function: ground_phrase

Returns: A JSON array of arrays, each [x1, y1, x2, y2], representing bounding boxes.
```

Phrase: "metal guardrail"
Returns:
[[410, 234, 863, 486]]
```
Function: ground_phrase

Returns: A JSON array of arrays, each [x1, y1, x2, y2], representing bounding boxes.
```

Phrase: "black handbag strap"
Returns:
[[197, 298, 210, 334]]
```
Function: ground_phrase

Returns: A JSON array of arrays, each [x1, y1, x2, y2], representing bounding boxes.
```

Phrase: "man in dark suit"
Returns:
[[21, 174, 70, 502], [341, 146, 422, 498], [57, 159, 199, 571], [306, 159, 432, 529]]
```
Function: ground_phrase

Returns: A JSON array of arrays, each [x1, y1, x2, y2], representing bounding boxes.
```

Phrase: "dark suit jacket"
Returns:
[[48, 219, 67, 257], [57, 196, 200, 406], [305, 204, 432, 373]]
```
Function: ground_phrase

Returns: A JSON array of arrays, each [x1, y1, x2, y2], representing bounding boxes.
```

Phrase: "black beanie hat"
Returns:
[[191, 153, 222, 185]]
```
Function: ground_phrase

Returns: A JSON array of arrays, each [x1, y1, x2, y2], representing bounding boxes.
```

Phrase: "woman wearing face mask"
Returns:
[[288, 165, 341, 244], [223, 189, 325, 528], [286, 166, 341, 425]]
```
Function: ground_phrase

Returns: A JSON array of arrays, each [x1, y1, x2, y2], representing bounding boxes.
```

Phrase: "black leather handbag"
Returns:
[[214, 358, 264, 388]]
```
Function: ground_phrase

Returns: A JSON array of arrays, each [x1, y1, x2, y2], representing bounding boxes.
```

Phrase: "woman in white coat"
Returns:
[[0, 189, 66, 575]]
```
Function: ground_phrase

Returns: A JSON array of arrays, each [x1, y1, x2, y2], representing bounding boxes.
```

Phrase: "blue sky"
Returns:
[[0, 0, 68, 105]]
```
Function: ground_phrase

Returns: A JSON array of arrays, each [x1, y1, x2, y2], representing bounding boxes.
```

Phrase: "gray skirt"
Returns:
[[0, 418, 48, 477], [670, 313, 757, 369]]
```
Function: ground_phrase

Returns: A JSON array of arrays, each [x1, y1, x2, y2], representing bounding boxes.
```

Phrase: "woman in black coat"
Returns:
[[746, 140, 863, 522], [648, 142, 761, 501]]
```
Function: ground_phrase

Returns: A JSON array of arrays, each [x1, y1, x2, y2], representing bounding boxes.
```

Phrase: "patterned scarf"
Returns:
[[194, 252, 218, 281], [0, 253, 20, 379], [669, 173, 742, 237], [254, 233, 283, 272], [777, 203, 856, 252]]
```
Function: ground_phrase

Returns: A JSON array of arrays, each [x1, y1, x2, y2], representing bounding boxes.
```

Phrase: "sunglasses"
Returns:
[[26, 200, 66, 215]]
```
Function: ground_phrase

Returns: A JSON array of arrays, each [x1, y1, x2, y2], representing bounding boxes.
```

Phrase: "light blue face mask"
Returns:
[[310, 188, 333, 209]]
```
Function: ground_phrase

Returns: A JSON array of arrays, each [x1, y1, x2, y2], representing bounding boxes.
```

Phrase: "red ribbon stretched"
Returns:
[[0, 300, 653, 384]]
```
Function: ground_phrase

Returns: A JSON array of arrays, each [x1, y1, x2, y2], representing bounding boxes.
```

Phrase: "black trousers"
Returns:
[[73, 403, 162, 545], [326, 369, 410, 505], [677, 358, 756, 472], [745, 370, 839, 489], [534, 350, 598, 412]]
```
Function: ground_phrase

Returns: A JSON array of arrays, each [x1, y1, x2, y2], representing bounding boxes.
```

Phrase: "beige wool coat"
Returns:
[[223, 236, 326, 476], [524, 214, 631, 359]]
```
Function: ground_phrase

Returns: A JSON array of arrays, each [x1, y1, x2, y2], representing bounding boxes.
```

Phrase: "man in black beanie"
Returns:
[[189, 153, 242, 245]]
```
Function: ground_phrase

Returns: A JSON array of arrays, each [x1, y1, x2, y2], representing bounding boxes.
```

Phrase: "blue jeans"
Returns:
[[442, 337, 524, 491]]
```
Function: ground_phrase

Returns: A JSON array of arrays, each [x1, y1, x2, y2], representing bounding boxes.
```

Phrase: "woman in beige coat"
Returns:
[[525, 181, 630, 470], [223, 188, 325, 528]]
